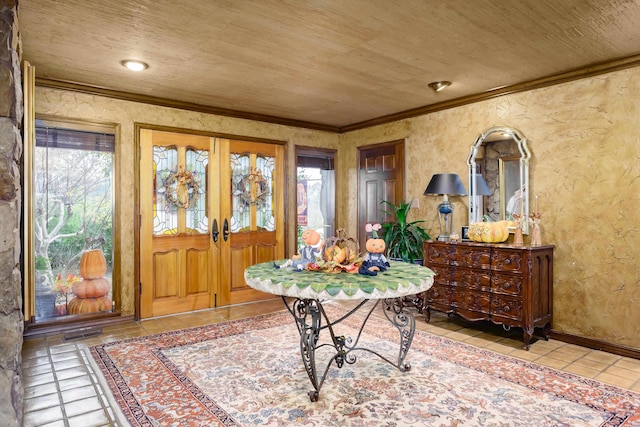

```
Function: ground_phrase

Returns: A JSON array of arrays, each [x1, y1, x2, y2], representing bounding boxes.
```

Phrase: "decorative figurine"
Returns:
[[275, 228, 323, 271], [530, 212, 542, 246], [359, 223, 390, 276], [511, 213, 524, 246]]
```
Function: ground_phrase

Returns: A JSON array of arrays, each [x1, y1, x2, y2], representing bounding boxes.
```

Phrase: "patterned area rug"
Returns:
[[89, 303, 640, 426]]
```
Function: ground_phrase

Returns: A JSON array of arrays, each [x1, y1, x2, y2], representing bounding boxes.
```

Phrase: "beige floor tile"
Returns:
[[545, 348, 584, 363], [582, 350, 621, 365], [562, 363, 601, 379], [534, 357, 570, 370], [572, 357, 611, 371], [509, 348, 543, 362], [463, 336, 496, 348], [484, 341, 519, 355], [595, 371, 636, 389], [613, 358, 640, 373], [604, 365, 640, 380]]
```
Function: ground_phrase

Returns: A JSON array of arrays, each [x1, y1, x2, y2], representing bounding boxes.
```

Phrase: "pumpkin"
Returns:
[[72, 277, 111, 298], [365, 238, 386, 254], [79, 249, 107, 279], [67, 296, 112, 314], [322, 229, 359, 266], [468, 220, 509, 243], [324, 245, 347, 263]]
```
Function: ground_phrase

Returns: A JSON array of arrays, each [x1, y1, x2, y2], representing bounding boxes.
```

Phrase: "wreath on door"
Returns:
[[164, 165, 200, 208], [236, 167, 269, 206]]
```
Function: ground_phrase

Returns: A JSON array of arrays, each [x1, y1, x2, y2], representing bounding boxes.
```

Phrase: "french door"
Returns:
[[218, 139, 285, 306], [139, 129, 284, 318]]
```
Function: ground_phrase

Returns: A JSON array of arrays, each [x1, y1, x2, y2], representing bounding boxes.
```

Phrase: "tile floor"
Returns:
[[21, 298, 640, 426]]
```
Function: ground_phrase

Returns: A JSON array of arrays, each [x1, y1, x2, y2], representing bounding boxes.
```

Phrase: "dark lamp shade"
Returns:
[[424, 173, 467, 196], [471, 174, 492, 196]]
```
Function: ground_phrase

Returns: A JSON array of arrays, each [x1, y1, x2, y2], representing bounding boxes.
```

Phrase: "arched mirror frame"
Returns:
[[467, 125, 531, 234]]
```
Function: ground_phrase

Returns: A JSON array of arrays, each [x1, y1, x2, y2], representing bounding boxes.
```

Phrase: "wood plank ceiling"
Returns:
[[18, 0, 640, 132]]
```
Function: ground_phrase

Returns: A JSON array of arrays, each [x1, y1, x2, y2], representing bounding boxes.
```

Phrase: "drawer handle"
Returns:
[[504, 306, 511, 312], [504, 259, 511, 265], [433, 291, 439, 297], [504, 283, 511, 289]]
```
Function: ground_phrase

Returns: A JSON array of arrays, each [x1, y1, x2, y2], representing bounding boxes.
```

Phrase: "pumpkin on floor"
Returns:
[[79, 249, 107, 279], [72, 277, 111, 299], [67, 295, 112, 314]]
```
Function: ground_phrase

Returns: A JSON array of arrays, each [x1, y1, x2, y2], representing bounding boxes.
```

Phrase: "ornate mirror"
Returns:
[[467, 125, 531, 233]]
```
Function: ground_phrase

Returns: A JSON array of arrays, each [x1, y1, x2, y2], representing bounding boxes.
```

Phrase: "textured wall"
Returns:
[[35, 66, 640, 349], [341, 67, 640, 348]]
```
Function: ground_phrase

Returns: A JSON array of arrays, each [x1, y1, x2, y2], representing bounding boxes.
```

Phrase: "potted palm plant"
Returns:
[[380, 199, 431, 264]]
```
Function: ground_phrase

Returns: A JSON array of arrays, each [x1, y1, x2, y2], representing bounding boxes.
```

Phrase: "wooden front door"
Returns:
[[139, 130, 285, 318], [218, 139, 285, 306], [357, 141, 405, 247], [140, 129, 219, 318]]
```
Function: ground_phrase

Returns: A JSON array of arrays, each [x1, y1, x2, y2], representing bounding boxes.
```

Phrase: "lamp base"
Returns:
[[436, 200, 454, 243]]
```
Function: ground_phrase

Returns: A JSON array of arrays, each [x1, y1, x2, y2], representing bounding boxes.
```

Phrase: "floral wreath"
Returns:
[[165, 165, 200, 209], [237, 167, 269, 206]]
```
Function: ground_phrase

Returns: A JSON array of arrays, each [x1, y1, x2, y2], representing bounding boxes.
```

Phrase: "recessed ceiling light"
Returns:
[[428, 81, 451, 92], [120, 60, 149, 72]]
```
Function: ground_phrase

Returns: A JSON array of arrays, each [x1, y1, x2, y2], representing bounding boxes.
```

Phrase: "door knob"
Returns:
[[223, 219, 229, 241], [212, 219, 219, 242]]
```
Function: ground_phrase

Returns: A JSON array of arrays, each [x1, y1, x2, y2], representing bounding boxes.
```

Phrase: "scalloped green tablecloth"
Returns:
[[244, 260, 435, 300]]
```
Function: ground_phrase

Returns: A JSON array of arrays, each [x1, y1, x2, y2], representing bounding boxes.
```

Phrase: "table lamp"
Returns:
[[424, 173, 467, 241]]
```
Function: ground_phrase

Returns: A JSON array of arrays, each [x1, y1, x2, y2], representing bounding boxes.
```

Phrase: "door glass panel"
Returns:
[[33, 120, 115, 321], [185, 148, 208, 233], [153, 145, 178, 235], [230, 153, 251, 232], [296, 149, 336, 246], [256, 155, 275, 231]]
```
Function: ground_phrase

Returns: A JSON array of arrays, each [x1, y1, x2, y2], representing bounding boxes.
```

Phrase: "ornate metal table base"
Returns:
[[282, 296, 416, 402]]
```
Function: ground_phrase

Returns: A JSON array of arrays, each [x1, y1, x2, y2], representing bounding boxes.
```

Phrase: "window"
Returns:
[[296, 147, 336, 246], [32, 119, 115, 321]]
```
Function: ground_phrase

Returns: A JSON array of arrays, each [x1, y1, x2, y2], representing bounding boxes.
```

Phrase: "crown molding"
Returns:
[[34, 77, 341, 133], [339, 54, 640, 133]]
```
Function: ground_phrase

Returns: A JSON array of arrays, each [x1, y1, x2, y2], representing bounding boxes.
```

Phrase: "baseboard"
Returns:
[[550, 330, 640, 360]]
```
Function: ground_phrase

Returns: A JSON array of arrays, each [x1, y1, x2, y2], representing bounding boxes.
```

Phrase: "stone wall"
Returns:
[[0, 1, 23, 425]]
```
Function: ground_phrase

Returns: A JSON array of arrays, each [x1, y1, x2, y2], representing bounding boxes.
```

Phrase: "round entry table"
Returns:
[[244, 260, 435, 401]]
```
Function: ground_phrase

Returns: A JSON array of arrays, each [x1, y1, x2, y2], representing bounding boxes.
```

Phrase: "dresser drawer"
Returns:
[[453, 288, 490, 314], [429, 264, 452, 286], [452, 267, 490, 292], [426, 243, 452, 265], [490, 294, 523, 321], [491, 249, 525, 274], [491, 272, 523, 296], [425, 284, 453, 305], [453, 245, 491, 269]]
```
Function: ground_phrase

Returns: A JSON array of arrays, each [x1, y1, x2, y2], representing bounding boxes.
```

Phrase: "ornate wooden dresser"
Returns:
[[423, 240, 554, 349]]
